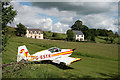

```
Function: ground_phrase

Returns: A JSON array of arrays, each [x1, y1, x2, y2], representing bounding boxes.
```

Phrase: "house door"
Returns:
[[35, 36, 36, 39]]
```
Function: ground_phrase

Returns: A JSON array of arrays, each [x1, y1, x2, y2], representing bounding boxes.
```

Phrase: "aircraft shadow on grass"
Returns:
[[30, 60, 74, 70]]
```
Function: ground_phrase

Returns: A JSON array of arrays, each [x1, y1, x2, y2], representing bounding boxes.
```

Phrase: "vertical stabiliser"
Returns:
[[17, 45, 30, 62]]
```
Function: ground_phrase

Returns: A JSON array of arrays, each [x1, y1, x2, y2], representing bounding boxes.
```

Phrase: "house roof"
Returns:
[[27, 29, 43, 33], [73, 30, 84, 35]]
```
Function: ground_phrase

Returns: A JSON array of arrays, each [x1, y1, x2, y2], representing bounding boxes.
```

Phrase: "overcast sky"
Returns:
[[8, 1, 118, 33]]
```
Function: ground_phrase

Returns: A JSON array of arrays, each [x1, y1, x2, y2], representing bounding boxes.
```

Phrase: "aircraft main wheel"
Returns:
[[60, 62, 66, 66]]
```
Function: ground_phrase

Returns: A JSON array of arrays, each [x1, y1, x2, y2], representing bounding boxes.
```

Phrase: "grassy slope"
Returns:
[[95, 36, 118, 44], [43, 31, 67, 39], [2, 37, 118, 78]]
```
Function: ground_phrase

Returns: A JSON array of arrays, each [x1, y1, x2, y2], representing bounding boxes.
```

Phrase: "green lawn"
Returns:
[[2, 37, 119, 79]]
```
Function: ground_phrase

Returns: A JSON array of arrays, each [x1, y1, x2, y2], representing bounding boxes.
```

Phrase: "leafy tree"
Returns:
[[81, 25, 88, 31], [106, 30, 113, 36], [15, 23, 26, 37], [104, 37, 109, 42], [83, 30, 90, 40], [118, 37, 120, 44], [107, 30, 114, 43], [89, 29, 98, 36], [114, 32, 119, 38], [66, 29, 75, 41], [109, 37, 114, 43], [90, 35, 95, 42], [71, 20, 83, 30], [71, 20, 90, 40], [71, 20, 90, 32], [43, 31, 48, 39], [97, 29, 108, 36], [52, 33, 58, 37], [2, 1, 17, 51], [86, 36, 91, 41], [107, 30, 114, 37], [48, 31, 51, 33]]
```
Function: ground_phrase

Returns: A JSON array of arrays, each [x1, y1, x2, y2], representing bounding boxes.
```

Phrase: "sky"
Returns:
[[8, 1, 119, 33]]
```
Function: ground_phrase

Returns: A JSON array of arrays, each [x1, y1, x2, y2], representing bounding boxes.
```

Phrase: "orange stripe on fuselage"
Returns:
[[29, 50, 73, 61], [51, 51, 73, 57], [29, 56, 37, 61]]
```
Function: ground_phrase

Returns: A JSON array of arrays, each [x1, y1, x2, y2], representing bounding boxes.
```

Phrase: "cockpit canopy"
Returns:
[[48, 47, 61, 53]]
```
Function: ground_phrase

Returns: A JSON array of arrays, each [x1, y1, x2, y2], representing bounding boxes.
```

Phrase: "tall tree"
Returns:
[[107, 30, 114, 43], [66, 29, 75, 41], [90, 35, 95, 42], [107, 30, 114, 37], [15, 23, 27, 37], [43, 31, 48, 39], [114, 32, 119, 38], [52, 33, 58, 37], [71, 20, 90, 40], [97, 29, 108, 36], [1, 1, 17, 51], [71, 20, 83, 30], [104, 37, 109, 42]]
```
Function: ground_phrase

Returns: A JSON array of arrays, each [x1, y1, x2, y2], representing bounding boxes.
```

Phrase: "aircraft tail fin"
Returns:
[[17, 45, 30, 62]]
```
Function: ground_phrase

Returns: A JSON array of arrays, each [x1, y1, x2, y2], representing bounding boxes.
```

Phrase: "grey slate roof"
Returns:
[[73, 30, 84, 35], [27, 29, 43, 33]]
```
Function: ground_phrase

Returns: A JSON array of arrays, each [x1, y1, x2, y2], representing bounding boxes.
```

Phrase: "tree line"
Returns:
[[67, 20, 119, 43]]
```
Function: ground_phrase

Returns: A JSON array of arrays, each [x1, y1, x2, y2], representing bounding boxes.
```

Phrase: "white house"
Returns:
[[26, 29, 43, 39], [73, 30, 84, 41]]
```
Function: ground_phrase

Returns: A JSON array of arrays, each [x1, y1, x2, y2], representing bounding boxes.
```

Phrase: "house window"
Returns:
[[81, 35, 83, 37], [31, 36, 32, 38], [77, 35, 79, 37], [39, 36, 40, 38]]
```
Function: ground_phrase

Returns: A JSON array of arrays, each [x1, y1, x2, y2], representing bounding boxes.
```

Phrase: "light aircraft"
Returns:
[[17, 45, 82, 65]]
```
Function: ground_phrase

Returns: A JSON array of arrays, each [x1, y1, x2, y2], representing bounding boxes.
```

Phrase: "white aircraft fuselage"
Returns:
[[17, 45, 81, 65]]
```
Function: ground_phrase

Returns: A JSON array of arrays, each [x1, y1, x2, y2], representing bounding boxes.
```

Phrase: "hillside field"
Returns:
[[2, 36, 119, 79]]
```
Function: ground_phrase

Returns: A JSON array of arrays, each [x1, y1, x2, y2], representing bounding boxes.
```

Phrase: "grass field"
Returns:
[[95, 36, 119, 44], [43, 31, 67, 39], [2, 36, 119, 79]]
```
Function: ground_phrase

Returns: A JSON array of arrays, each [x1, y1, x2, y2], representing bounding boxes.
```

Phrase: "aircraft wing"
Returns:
[[52, 57, 82, 65]]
